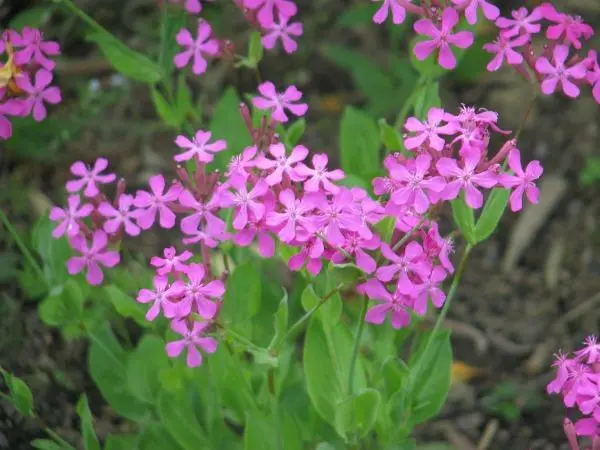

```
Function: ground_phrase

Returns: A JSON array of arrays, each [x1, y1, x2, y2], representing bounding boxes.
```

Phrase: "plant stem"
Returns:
[[347, 296, 368, 395], [0, 209, 46, 284]]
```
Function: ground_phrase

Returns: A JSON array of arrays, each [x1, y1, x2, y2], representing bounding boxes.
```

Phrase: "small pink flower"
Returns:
[[49, 195, 93, 238], [15, 69, 61, 122], [172, 264, 224, 320], [575, 336, 600, 365], [288, 236, 324, 275], [98, 194, 142, 236], [451, 0, 500, 25], [262, 14, 303, 54], [218, 178, 268, 230], [547, 352, 576, 394], [243, 0, 297, 28], [150, 247, 193, 275], [436, 148, 498, 209], [252, 82, 308, 123], [413, 8, 474, 70], [137, 276, 185, 321], [332, 232, 380, 274], [412, 266, 447, 315], [314, 189, 362, 247], [495, 7, 543, 38], [66, 158, 117, 198], [294, 153, 344, 194], [179, 189, 225, 237], [134, 175, 182, 229], [498, 148, 542, 212], [535, 45, 588, 98], [372, 0, 406, 25], [483, 33, 529, 72], [404, 107, 454, 151], [360, 278, 413, 329], [376, 241, 430, 284], [255, 143, 307, 185], [423, 222, 454, 274], [541, 4, 594, 50], [0, 98, 25, 140], [267, 189, 317, 242], [174, 130, 226, 163], [166, 320, 218, 368], [227, 146, 258, 181], [66, 230, 120, 285], [10, 27, 60, 70], [174, 20, 219, 75]]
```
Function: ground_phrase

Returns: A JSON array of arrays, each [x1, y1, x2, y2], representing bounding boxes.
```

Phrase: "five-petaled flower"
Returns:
[[134, 175, 182, 229], [252, 82, 308, 123], [174, 130, 227, 163], [49, 195, 93, 238], [261, 14, 303, 53], [66, 230, 120, 285], [66, 158, 117, 198], [535, 45, 588, 98], [166, 320, 218, 367], [15, 69, 61, 122], [174, 20, 219, 75], [498, 148, 542, 212]]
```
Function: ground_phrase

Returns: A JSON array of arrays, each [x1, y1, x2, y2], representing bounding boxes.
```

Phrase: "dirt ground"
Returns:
[[0, 0, 599, 449]]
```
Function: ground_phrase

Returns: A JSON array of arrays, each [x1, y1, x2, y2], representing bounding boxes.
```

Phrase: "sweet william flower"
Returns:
[[413, 8, 474, 70], [151, 247, 193, 275], [174, 20, 219, 75], [498, 148, 542, 212], [252, 82, 308, 123], [495, 7, 543, 38], [98, 194, 142, 236], [174, 130, 226, 163], [294, 153, 344, 194], [137, 276, 185, 321], [243, 0, 297, 28], [166, 320, 218, 368], [451, 0, 500, 25], [15, 69, 61, 122], [67, 230, 120, 285], [49, 195, 93, 238], [412, 266, 447, 315], [535, 45, 588, 98], [262, 14, 303, 54], [66, 158, 117, 198], [483, 33, 529, 72], [404, 107, 454, 151], [10, 27, 60, 70], [134, 175, 182, 229], [372, 0, 407, 25]]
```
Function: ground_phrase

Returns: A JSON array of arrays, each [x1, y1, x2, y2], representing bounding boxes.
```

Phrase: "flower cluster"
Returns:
[[372, 1, 599, 104], [548, 336, 600, 439], [0, 27, 62, 140], [172, 0, 302, 75]]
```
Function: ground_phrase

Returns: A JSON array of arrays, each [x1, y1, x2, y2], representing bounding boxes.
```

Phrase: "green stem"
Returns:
[[223, 328, 265, 354], [347, 296, 368, 395], [43, 425, 77, 450], [0, 209, 46, 285], [393, 74, 428, 128]]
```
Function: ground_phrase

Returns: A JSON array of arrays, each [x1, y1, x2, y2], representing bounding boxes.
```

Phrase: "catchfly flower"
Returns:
[[252, 82, 308, 122], [174, 20, 219, 75]]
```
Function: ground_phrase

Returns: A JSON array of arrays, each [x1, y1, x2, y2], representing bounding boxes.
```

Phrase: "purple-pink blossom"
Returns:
[[255, 143, 307, 185], [49, 195, 93, 238], [174, 130, 226, 163], [535, 45, 588, 98], [495, 7, 543, 38], [66, 230, 120, 285], [166, 320, 218, 367], [267, 189, 317, 242], [174, 20, 219, 75], [134, 175, 182, 229], [541, 4, 594, 50], [376, 241, 429, 285], [174, 264, 225, 320], [498, 148, 542, 212], [218, 178, 268, 230], [360, 278, 413, 329], [404, 107, 454, 151], [66, 158, 117, 198], [98, 194, 142, 236], [243, 0, 297, 28], [294, 153, 344, 194], [15, 69, 61, 122], [150, 247, 193, 275], [252, 82, 308, 123], [10, 27, 60, 70], [261, 14, 303, 53], [483, 33, 529, 72], [137, 276, 185, 321], [451, 0, 500, 25], [372, 0, 406, 25]]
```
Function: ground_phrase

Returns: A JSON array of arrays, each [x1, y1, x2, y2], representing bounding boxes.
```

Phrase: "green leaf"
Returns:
[[32, 216, 71, 289], [103, 434, 138, 450], [87, 32, 163, 84], [127, 335, 170, 404], [285, 119, 306, 147], [244, 412, 276, 450], [269, 290, 288, 349], [38, 279, 85, 328], [103, 284, 148, 326], [9, 6, 52, 29], [151, 87, 179, 129], [340, 106, 380, 182], [2, 371, 33, 416], [301, 284, 341, 329], [408, 330, 453, 426], [220, 262, 261, 338], [209, 88, 252, 170], [247, 31, 264, 69], [474, 188, 510, 244], [379, 118, 406, 154], [140, 425, 184, 450], [413, 81, 441, 121], [374, 217, 396, 246], [76, 395, 100, 450], [157, 389, 210, 449], [158, 6, 188, 76], [335, 388, 381, 438], [335, 3, 378, 28], [451, 195, 476, 245], [88, 325, 149, 421], [176, 75, 196, 124], [303, 317, 367, 437], [30, 439, 70, 450]]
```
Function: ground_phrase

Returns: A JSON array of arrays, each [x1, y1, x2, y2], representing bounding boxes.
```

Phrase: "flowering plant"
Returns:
[[0, 0, 597, 448]]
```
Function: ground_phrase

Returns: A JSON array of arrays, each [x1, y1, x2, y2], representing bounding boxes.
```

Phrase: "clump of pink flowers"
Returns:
[[0, 27, 62, 140], [548, 336, 600, 442]]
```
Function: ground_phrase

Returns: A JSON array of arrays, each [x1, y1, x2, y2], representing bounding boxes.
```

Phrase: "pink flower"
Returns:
[[575, 336, 600, 365], [314, 189, 362, 247], [587, 51, 600, 104], [174, 20, 219, 75], [372, 0, 406, 25], [0, 98, 25, 140], [166, 320, 218, 368], [436, 149, 498, 209], [179, 189, 225, 237], [498, 148, 543, 212], [49, 195, 93, 238], [151, 247, 193, 275], [173, 263, 224, 319], [483, 33, 529, 72], [294, 153, 344, 194], [332, 232, 380, 274], [423, 223, 455, 274], [262, 14, 303, 53], [288, 236, 324, 275], [255, 143, 307, 185], [15, 69, 61, 122], [451, 0, 500, 25], [535, 45, 588, 98], [404, 107, 454, 151], [413, 8, 474, 70], [243, 0, 297, 28], [541, 4, 594, 50], [66, 158, 117, 198], [218, 178, 268, 230], [252, 82, 308, 123], [376, 241, 430, 284], [389, 153, 446, 213], [360, 278, 413, 329], [267, 189, 317, 242], [227, 146, 258, 181], [134, 175, 182, 229], [137, 276, 185, 321], [412, 266, 447, 315], [10, 27, 60, 70], [174, 130, 227, 163], [98, 194, 142, 236], [495, 7, 543, 38], [66, 231, 120, 285], [547, 352, 577, 394]]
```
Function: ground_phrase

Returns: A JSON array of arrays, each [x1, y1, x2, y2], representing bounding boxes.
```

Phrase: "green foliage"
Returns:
[[379, 119, 407, 155], [76, 395, 100, 450], [31, 216, 71, 290], [103, 284, 149, 327], [336, 388, 381, 438], [220, 262, 262, 338], [127, 335, 170, 404], [158, 6, 188, 76], [481, 381, 542, 422], [474, 188, 510, 243], [157, 389, 210, 449], [244, 412, 277, 450], [246, 31, 265, 69], [30, 440, 70, 450], [285, 119, 306, 147], [340, 106, 381, 183], [451, 195, 476, 245], [103, 435, 138, 450], [580, 156, 600, 186], [1, 368, 34, 416], [38, 279, 84, 328], [150, 87, 180, 129]]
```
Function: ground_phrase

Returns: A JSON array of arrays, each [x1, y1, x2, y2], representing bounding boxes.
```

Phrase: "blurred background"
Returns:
[[0, 0, 599, 448]]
